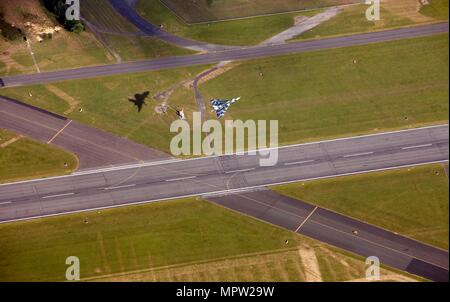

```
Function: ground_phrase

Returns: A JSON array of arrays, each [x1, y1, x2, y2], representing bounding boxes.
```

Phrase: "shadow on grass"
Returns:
[[128, 91, 150, 112]]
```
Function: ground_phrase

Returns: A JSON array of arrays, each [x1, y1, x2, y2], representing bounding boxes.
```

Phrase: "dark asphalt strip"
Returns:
[[207, 191, 449, 282], [1, 23, 447, 88]]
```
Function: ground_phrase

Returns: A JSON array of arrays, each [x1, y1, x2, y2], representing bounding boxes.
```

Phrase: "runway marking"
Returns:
[[42, 192, 75, 199], [225, 168, 255, 174], [343, 152, 374, 158], [295, 206, 318, 232], [47, 120, 72, 144], [402, 144, 433, 150], [284, 160, 315, 166], [104, 184, 136, 190], [165, 176, 197, 182], [1, 125, 446, 186], [0, 201, 12, 205], [0, 135, 23, 148]]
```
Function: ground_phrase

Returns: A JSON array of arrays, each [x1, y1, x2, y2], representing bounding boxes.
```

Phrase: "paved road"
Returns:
[[0, 124, 448, 280], [108, 0, 236, 52], [208, 191, 449, 282], [1, 23, 447, 88], [0, 95, 169, 169]]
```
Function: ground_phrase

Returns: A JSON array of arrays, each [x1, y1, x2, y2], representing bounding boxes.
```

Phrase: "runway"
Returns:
[[0, 95, 169, 169], [0, 23, 447, 88], [208, 191, 449, 282], [0, 124, 448, 280]]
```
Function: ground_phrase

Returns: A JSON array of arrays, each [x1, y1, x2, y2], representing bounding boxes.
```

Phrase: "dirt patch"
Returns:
[[0, 135, 23, 148], [45, 85, 80, 115], [196, 63, 240, 86], [298, 245, 323, 282], [0, 0, 62, 42], [383, 0, 435, 23]]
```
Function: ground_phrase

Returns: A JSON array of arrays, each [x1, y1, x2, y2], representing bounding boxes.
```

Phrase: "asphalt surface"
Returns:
[[108, 0, 236, 52], [0, 95, 169, 169], [0, 23, 447, 88], [208, 190, 449, 282], [0, 125, 448, 281]]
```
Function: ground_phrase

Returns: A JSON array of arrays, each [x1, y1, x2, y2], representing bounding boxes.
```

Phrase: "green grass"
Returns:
[[81, 0, 195, 61], [200, 34, 449, 145], [99, 34, 194, 61], [3, 35, 448, 153], [420, 0, 449, 20], [158, 0, 358, 23], [33, 32, 113, 71], [1, 30, 114, 74], [0, 197, 419, 281], [0, 129, 77, 183], [272, 164, 449, 250], [295, 4, 414, 40], [1, 65, 209, 153], [136, 0, 321, 46], [0, 198, 301, 281]]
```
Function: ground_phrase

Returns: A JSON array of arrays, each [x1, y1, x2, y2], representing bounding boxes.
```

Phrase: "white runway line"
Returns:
[[104, 184, 136, 190], [295, 206, 318, 232], [402, 144, 433, 150], [0, 201, 12, 205], [47, 120, 72, 144], [343, 152, 374, 158], [42, 192, 75, 199], [284, 160, 315, 166], [165, 176, 197, 182], [225, 168, 255, 174]]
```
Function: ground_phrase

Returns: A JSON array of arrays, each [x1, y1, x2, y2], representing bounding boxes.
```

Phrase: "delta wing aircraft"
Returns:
[[210, 97, 241, 119]]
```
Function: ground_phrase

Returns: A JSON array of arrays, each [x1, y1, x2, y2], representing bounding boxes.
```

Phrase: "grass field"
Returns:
[[272, 164, 449, 250], [1, 65, 209, 153], [199, 34, 449, 146], [0, 0, 114, 75], [295, 4, 413, 40], [294, 0, 447, 41], [0, 129, 77, 183], [2, 34, 448, 153], [158, 0, 358, 23], [136, 0, 321, 46], [81, 0, 194, 61], [0, 198, 417, 281], [420, 0, 449, 20]]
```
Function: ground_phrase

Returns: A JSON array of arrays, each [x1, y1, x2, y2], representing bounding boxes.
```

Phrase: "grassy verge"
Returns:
[[135, 0, 320, 46], [158, 0, 357, 23], [199, 34, 449, 146], [272, 164, 449, 250], [0, 129, 77, 183], [0, 0, 114, 75], [1, 65, 209, 153], [81, 0, 195, 61], [294, 4, 413, 40], [0, 197, 418, 281], [420, 0, 449, 20], [98, 34, 194, 61], [2, 35, 448, 153], [294, 0, 447, 41]]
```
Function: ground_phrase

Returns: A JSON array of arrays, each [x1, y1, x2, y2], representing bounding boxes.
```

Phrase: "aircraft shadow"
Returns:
[[128, 91, 150, 112]]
